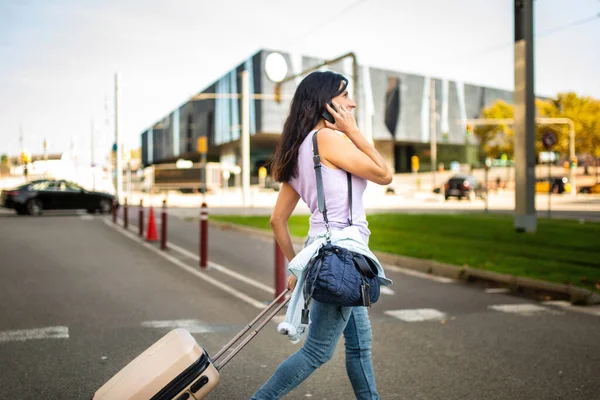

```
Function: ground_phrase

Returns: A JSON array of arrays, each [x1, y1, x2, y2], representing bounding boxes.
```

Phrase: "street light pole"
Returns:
[[568, 120, 576, 196], [241, 70, 251, 208], [115, 73, 123, 203], [430, 79, 437, 188], [91, 119, 96, 191], [513, 0, 536, 233]]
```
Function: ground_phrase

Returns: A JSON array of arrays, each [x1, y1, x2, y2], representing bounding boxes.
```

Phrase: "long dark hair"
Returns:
[[271, 71, 348, 182]]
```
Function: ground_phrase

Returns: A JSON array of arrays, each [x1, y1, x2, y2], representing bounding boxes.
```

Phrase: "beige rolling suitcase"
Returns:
[[93, 290, 289, 400]]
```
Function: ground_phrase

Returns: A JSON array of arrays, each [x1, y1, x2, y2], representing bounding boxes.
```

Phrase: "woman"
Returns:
[[251, 70, 392, 400]]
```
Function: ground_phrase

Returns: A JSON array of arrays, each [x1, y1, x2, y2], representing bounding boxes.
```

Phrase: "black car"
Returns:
[[444, 174, 487, 201], [0, 179, 115, 216]]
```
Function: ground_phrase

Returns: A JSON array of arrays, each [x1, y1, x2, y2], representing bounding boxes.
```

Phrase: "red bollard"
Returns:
[[112, 198, 117, 224], [161, 200, 167, 250], [138, 199, 144, 237], [200, 202, 208, 269], [124, 198, 128, 229], [274, 239, 287, 303]]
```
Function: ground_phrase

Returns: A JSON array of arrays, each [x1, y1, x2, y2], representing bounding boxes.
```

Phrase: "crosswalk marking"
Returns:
[[0, 326, 69, 344], [383, 264, 455, 284], [141, 319, 230, 333], [380, 286, 395, 295], [488, 304, 550, 315], [384, 308, 447, 322], [485, 288, 511, 294]]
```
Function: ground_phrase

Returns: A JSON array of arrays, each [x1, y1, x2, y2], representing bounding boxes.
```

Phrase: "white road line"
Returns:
[[380, 286, 395, 295], [383, 264, 455, 284], [80, 215, 95, 221], [119, 217, 276, 294], [104, 219, 266, 309], [142, 320, 222, 333], [0, 326, 69, 344], [165, 241, 275, 295], [384, 309, 447, 322], [488, 304, 551, 315], [542, 301, 600, 317], [116, 218, 275, 295], [485, 288, 511, 294]]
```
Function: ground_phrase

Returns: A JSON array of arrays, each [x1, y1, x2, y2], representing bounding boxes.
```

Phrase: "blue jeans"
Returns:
[[250, 301, 379, 399]]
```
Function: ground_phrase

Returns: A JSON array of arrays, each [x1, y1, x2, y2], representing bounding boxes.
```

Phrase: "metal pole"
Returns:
[[127, 160, 132, 202], [115, 73, 123, 205], [112, 198, 117, 224], [43, 139, 48, 178], [91, 119, 96, 191], [484, 166, 489, 213], [548, 161, 552, 218], [351, 54, 359, 127], [200, 202, 208, 269], [430, 79, 437, 188], [139, 199, 144, 237], [124, 198, 128, 229], [241, 70, 251, 208], [274, 239, 286, 303], [569, 121, 576, 195], [513, 0, 536, 233], [161, 199, 167, 250]]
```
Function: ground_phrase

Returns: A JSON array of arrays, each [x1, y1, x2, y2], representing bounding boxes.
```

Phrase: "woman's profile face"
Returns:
[[330, 83, 356, 111]]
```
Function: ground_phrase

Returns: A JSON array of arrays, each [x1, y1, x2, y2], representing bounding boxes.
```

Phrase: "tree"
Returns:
[[473, 100, 514, 159], [474, 93, 600, 159], [546, 93, 600, 159], [0, 154, 8, 164]]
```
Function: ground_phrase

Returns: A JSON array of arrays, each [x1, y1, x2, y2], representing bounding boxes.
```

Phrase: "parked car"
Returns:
[[535, 177, 571, 194], [444, 175, 487, 201], [0, 179, 116, 216], [579, 183, 600, 194]]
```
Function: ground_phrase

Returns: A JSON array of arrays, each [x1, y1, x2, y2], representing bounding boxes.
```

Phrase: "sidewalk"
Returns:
[[118, 185, 600, 211]]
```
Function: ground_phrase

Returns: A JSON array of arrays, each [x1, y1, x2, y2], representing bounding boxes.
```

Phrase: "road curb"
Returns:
[[208, 220, 600, 306]]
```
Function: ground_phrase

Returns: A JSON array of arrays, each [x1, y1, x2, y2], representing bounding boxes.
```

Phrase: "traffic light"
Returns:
[[274, 85, 282, 104], [411, 155, 419, 172], [465, 124, 472, 138], [570, 157, 577, 169], [20, 151, 31, 164], [196, 136, 207, 154]]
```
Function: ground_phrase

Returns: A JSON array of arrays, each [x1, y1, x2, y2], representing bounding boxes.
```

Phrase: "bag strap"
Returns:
[[312, 130, 353, 239], [352, 253, 378, 279]]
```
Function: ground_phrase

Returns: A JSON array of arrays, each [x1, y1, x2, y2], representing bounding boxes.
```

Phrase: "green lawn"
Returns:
[[211, 213, 600, 292]]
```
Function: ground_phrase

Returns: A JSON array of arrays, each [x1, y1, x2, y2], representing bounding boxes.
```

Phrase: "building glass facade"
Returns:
[[141, 49, 513, 176]]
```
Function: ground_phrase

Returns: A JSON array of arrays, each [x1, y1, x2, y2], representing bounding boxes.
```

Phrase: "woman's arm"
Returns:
[[319, 102, 393, 185], [270, 183, 301, 290], [270, 182, 300, 262]]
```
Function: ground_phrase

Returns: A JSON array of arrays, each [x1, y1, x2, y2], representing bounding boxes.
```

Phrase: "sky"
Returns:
[[0, 0, 599, 164]]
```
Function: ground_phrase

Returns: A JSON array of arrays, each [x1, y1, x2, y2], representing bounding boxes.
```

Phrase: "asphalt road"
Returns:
[[1, 210, 599, 400]]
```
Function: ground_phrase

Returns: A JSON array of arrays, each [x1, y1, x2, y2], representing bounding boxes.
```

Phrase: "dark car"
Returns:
[[535, 177, 571, 194], [444, 174, 487, 201], [0, 179, 115, 216]]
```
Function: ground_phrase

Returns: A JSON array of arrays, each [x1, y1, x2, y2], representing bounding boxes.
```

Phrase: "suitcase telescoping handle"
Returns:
[[212, 289, 290, 371]]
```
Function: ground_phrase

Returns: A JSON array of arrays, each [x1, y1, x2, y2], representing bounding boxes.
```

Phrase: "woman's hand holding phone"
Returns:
[[324, 101, 360, 139]]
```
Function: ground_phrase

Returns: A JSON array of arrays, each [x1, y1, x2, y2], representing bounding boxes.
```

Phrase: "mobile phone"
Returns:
[[321, 102, 337, 124]]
